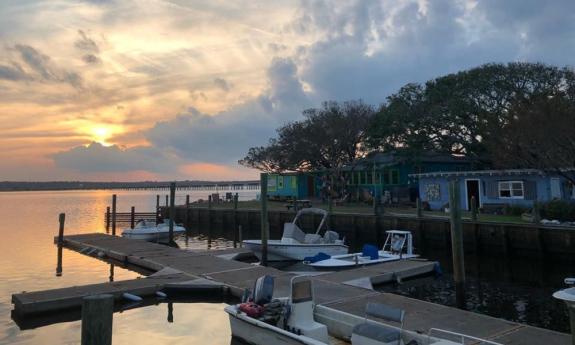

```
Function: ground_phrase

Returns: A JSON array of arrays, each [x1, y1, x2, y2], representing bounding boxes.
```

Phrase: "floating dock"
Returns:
[[12, 233, 570, 344]]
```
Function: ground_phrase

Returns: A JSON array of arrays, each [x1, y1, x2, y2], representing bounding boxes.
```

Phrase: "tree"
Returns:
[[489, 93, 575, 184], [239, 100, 375, 174], [367, 62, 575, 164]]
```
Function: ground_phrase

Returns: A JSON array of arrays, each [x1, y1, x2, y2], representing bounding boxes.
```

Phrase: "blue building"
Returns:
[[266, 172, 313, 200], [410, 169, 575, 211]]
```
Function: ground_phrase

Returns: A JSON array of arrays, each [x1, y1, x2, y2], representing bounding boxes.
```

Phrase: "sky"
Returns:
[[1, 0, 574, 181]]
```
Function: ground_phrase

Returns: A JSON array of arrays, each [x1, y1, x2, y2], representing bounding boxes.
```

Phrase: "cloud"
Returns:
[[53, 142, 179, 173], [0, 63, 28, 81], [145, 57, 311, 164], [213, 77, 230, 92]]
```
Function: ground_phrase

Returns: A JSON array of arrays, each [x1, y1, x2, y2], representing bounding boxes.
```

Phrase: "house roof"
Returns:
[[345, 151, 470, 170], [409, 168, 550, 179]]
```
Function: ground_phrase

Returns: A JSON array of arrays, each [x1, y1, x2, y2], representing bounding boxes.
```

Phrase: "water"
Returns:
[[0, 189, 255, 345]]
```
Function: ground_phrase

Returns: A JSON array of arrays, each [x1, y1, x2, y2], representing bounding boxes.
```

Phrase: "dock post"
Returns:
[[81, 294, 113, 345], [167, 302, 174, 323], [207, 195, 212, 249], [470, 196, 478, 222], [111, 194, 117, 236], [416, 197, 423, 218], [185, 195, 190, 229], [448, 180, 466, 308], [156, 195, 160, 224], [105, 207, 110, 233], [260, 173, 269, 266], [533, 201, 541, 224], [169, 182, 176, 243], [238, 225, 243, 248], [130, 206, 135, 229], [165, 195, 169, 207], [233, 193, 239, 248], [56, 213, 65, 276]]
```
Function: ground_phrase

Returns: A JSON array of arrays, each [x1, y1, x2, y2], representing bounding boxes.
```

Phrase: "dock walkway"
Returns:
[[12, 233, 569, 344]]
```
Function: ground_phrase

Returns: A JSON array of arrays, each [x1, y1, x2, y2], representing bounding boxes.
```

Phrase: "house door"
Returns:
[[465, 180, 480, 211], [307, 176, 315, 198], [550, 178, 561, 199]]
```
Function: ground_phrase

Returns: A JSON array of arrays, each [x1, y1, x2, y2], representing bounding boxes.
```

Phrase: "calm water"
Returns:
[[0, 189, 255, 345]]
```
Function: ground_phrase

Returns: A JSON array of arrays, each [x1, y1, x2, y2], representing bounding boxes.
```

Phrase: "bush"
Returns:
[[504, 205, 529, 216], [541, 200, 575, 221]]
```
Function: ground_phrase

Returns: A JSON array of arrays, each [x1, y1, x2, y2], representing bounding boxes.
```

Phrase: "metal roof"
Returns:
[[409, 169, 549, 179]]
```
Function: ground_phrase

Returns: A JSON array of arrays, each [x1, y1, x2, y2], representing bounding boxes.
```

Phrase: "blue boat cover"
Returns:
[[362, 244, 379, 260], [303, 252, 331, 263]]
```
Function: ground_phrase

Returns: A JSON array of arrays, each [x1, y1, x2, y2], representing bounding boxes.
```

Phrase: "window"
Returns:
[[498, 181, 524, 199], [383, 169, 390, 184], [291, 176, 297, 189], [367, 171, 373, 184], [278, 176, 284, 189], [359, 172, 366, 185]]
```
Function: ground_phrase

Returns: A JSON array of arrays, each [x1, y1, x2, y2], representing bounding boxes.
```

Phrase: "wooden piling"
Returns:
[[470, 196, 478, 222], [156, 195, 160, 225], [58, 213, 65, 244], [111, 195, 117, 236], [169, 182, 176, 243], [81, 294, 113, 345], [105, 207, 110, 233], [416, 197, 423, 218], [185, 195, 190, 228], [260, 173, 269, 266], [130, 206, 135, 229], [207, 195, 212, 249], [448, 180, 465, 307], [165, 195, 169, 207], [238, 225, 243, 248], [533, 201, 541, 224], [233, 194, 239, 248], [568, 304, 575, 345]]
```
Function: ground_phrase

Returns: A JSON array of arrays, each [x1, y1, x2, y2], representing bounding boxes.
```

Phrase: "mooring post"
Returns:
[[207, 195, 212, 249], [568, 304, 575, 345], [105, 207, 110, 233], [260, 173, 269, 266], [238, 225, 243, 248], [185, 195, 190, 229], [167, 302, 174, 323], [470, 196, 478, 222], [57, 213, 65, 276], [233, 193, 239, 248], [130, 206, 135, 229], [449, 180, 466, 308], [533, 201, 541, 224], [165, 194, 169, 207], [416, 197, 423, 218], [111, 194, 117, 236], [81, 294, 114, 345], [169, 182, 176, 243], [58, 213, 65, 244], [372, 164, 377, 215]]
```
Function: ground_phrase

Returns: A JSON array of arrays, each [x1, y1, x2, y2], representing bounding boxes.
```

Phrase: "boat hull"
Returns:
[[307, 252, 419, 269], [121, 225, 185, 242], [225, 306, 324, 345], [242, 240, 348, 261]]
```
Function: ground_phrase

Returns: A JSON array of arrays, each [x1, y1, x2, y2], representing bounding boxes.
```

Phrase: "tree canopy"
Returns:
[[366, 62, 575, 164], [239, 100, 374, 173]]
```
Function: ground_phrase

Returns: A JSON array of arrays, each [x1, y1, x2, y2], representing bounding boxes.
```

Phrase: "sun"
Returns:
[[90, 126, 114, 146]]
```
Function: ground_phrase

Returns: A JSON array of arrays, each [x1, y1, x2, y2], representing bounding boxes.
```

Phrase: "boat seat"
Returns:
[[323, 230, 339, 243], [352, 323, 400, 344], [304, 234, 322, 244]]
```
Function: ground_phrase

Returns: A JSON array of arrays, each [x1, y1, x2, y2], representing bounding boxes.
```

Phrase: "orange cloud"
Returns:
[[179, 163, 257, 181]]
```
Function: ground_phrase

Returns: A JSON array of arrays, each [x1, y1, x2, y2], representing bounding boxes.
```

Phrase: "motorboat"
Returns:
[[225, 275, 502, 345], [305, 230, 418, 269], [121, 219, 186, 242], [242, 208, 348, 261]]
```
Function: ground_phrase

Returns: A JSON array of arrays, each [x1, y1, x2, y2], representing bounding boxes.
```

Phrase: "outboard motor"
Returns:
[[253, 275, 274, 305]]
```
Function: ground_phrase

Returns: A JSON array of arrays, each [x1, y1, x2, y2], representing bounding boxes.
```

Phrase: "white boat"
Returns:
[[305, 230, 418, 269], [121, 219, 186, 242], [243, 208, 348, 261], [225, 275, 502, 345]]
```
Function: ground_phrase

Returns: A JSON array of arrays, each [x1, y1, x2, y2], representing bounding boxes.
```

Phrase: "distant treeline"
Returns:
[[0, 180, 259, 192]]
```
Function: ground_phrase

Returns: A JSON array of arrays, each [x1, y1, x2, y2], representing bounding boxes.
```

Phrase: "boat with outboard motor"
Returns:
[[121, 219, 186, 242], [243, 208, 348, 261], [225, 275, 502, 345], [304, 230, 418, 269]]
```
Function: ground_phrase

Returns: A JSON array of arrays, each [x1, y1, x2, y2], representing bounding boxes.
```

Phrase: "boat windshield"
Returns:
[[291, 280, 313, 303]]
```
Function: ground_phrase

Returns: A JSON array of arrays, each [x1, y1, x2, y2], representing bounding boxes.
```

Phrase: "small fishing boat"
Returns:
[[243, 208, 347, 261], [225, 275, 502, 345], [305, 230, 418, 269], [121, 219, 185, 242]]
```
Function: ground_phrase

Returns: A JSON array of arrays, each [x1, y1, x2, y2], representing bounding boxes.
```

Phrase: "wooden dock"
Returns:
[[12, 233, 570, 344]]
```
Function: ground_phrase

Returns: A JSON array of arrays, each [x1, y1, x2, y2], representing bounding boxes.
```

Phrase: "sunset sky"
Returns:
[[1, 0, 574, 181]]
